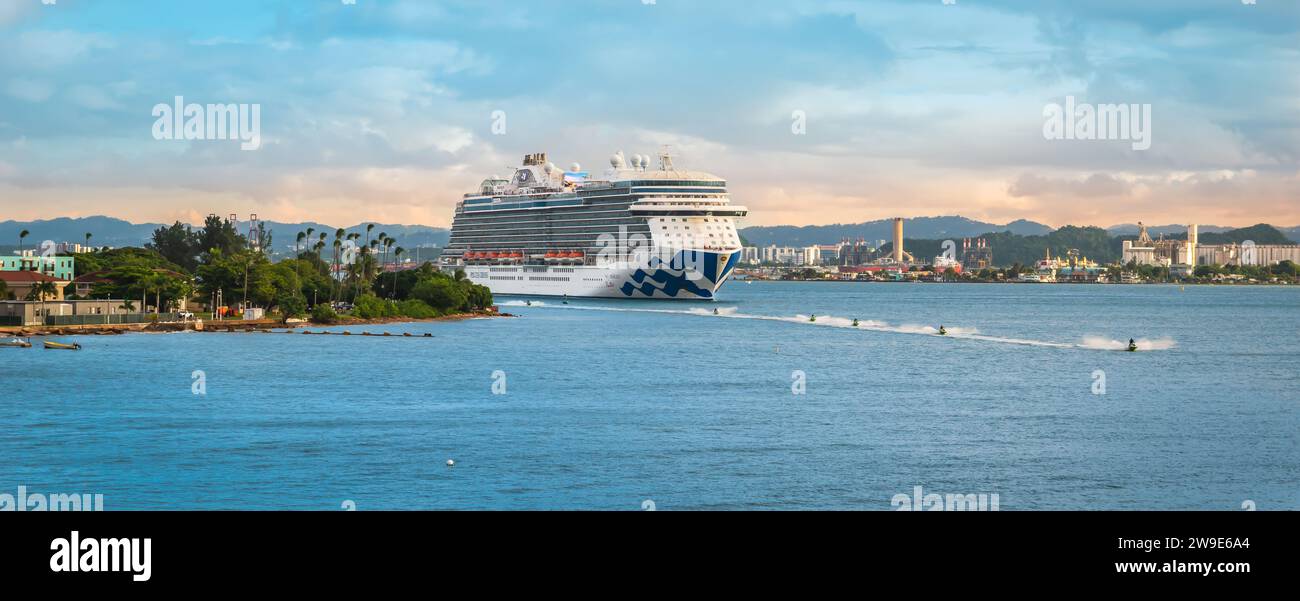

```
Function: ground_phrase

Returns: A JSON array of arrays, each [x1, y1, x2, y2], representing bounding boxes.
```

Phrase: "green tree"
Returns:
[[198, 215, 246, 259], [310, 304, 338, 324], [412, 275, 467, 313], [276, 291, 307, 322], [25, 280, 58, 323], [389, 247, 405, 297], [147, 221, 200, 272], [118, 300, 135, 322]]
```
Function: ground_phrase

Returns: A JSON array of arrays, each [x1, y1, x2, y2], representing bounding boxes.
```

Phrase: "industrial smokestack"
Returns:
[[893, 218, 904, 263]]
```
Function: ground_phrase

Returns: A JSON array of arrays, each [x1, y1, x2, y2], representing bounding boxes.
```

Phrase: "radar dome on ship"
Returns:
[[544, 162, 556, 174], [610, 152, 626, 168], [570, 163, 581, 172]]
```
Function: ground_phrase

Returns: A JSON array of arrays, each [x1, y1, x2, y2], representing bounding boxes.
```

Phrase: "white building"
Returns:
[[1198, 243, 1300, 267]]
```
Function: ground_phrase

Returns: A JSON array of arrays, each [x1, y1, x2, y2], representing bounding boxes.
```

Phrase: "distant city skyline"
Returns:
[[2, 0, 1297, 229]]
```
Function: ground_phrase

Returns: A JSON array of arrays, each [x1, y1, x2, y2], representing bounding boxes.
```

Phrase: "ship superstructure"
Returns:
[[440, 150, 747, 299]]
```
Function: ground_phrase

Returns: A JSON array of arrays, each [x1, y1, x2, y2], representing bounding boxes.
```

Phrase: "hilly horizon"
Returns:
[[2, 215, 1297, 253], [0, 216, 452, 251]]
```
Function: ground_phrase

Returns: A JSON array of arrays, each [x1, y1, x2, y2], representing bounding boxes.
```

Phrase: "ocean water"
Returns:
[[2, 282, 1297, 510]]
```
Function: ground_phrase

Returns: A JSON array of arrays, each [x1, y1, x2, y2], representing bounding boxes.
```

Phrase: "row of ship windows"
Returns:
[[456, 219, 640, 228], [629, 180, 726, 187], [451, 224, 651, 234]]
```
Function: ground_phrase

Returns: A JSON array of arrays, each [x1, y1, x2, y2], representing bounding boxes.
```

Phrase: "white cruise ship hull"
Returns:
[[450, 250, 741, 300]]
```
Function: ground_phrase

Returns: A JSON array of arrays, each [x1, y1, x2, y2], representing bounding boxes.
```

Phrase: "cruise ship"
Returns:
[[439, 150, 747, 300]]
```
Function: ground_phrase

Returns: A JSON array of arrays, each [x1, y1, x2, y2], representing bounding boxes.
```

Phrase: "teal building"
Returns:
[[1, 254, 76, 281]]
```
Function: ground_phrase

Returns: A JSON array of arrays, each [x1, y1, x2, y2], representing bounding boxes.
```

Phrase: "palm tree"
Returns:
[[84, 232, 92, 251], [390, 247, 405, 298], [365, 223, 375, 251], [378, 235, 393, 284], [146, 272, 170, 316], [28, 280, 58, 324], [18, 229, 29, 256], [332, 238, 343, 303], [295, 231, 307, 281], [314, 237, 326, 272], [312, 239, 326, 304]]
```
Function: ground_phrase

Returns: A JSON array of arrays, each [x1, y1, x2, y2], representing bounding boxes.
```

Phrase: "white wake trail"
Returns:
[[505, 302, 1174, 352]]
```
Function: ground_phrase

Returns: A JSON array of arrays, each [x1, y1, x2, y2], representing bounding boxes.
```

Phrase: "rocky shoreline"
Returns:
[[0, 309, 512, 338]]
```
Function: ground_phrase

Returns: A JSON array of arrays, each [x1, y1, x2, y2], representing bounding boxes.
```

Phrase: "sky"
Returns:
[[0, 0, 1297, 229]]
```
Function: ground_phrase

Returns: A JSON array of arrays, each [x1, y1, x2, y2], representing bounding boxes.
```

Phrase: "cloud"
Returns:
[[0, 0, 1295, 229], [1008, 173, 1134, 198], [0, 0, 35, 28], [4, 78, 54, 102]]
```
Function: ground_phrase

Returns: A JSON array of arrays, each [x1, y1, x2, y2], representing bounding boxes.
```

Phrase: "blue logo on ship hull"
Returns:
[[619, 251, 739, 299]]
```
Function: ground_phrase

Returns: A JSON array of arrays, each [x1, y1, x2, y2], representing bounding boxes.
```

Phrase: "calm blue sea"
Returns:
[[3, 283, 1297, 510]]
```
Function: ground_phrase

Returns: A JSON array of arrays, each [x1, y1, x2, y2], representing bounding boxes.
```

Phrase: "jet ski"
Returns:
[[852, 319, 859, 327], [938, 326, 947, 336], [809, 314, 817, 323], [713, 308, 720, 315], [1127, 339, 1138, 352]]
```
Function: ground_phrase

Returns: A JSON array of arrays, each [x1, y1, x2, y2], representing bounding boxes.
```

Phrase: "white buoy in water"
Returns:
[[446, 459, 455, 467]]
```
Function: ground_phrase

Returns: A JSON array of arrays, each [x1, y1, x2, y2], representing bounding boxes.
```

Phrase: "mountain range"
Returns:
[[740, 217, 1300, 247], [2, 215, 1295, 254], [738, 216, 1054, 247], [0, 216, 451, 252]]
